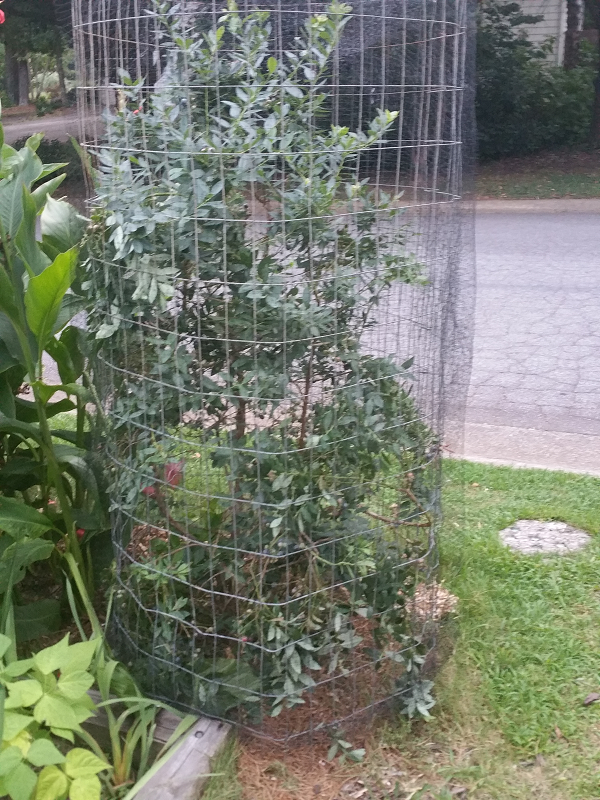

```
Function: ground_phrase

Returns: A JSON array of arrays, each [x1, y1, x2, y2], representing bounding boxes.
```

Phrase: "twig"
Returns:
[[362, 509, 431, 529]]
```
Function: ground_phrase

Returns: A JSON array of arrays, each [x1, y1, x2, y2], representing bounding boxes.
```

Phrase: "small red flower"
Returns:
[[142, 486, 157, 498], [133, 109, 140, 115], [0, 11, 5, 25], [76, 529, 85, 540]]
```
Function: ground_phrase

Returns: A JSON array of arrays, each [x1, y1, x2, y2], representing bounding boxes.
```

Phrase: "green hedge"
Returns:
[[477, 0, 596, 159]]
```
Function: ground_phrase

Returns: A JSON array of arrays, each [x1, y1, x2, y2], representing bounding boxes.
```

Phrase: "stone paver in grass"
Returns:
[[499, 519, 591, 555]]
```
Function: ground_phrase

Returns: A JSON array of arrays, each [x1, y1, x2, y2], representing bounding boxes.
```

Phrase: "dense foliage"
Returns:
[[0, 125, 195, 800], [477, 0, 596, 159], [89, 0, 437, 721]]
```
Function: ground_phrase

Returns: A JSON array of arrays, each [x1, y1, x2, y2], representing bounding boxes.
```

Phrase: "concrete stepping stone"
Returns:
[[499, 519, 591, 555]]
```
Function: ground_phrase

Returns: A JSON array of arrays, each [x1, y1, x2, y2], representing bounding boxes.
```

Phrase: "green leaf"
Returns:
[[0, 498, 53, 540], [33, 694, 79, 730], [69, 775, 102, 800], [26, 739, 65, 768], [25, 134, 44, 154], [4, 680, 43, 709], [4, 760, 37, 800], [15, 397, 76, 424], [267, 56, 277, 73], [24, 249, 77, 350], [32, 636, 69, 676], [0, 374, 16, 418], [0, 414, 42, 444], [0, 633, 12, 659], [15, 187, 51, 276], [14, 601, 62, 644], [0, 340, 20, 374], [2, 659, 34, 679], [2, 711, 33, 741], [65, 750, 108, 779], [57, 671, 94, 702], [41, 198, 87, 260], [0, 268, 19, 325], [0, 540, 55, 594], [0, 747, 22, 776], [59, 640, 97, 676], [31, 175, 67, 214], [34, 764, 68, 800]]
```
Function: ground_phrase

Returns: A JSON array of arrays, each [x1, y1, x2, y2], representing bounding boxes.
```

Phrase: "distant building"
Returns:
[[518, 0, 583, 65]]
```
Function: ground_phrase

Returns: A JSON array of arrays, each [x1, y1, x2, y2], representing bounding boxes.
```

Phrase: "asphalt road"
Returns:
[[2, 110, 81, 144], [464, 203, 600, 474]]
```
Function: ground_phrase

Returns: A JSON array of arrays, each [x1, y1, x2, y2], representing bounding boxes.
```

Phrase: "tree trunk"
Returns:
[[564, 0, 582, 69], [55, 35, 69, 105], [17, 60, 30, 106], [4, 46, 19, 106]]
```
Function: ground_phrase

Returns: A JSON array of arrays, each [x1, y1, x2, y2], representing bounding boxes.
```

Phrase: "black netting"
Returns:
[[73, 0, 475, 739]]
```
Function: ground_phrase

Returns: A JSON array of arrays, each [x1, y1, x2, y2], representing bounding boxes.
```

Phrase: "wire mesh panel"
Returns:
[[74, 0, 472, 738]]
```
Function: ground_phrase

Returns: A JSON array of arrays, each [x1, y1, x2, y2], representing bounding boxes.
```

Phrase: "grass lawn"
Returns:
[[477, 148, 600, 199], [202, 461, 600, 799]]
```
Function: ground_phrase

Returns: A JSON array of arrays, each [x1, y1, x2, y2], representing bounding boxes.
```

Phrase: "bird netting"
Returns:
[[73, 0, 474, 739]]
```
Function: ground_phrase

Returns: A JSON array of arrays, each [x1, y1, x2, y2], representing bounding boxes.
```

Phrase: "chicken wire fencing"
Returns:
[[73, 0, 474, 739]]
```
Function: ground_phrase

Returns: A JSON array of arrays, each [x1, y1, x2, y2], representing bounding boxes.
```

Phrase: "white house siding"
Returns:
[[518, 0, 567, 64]]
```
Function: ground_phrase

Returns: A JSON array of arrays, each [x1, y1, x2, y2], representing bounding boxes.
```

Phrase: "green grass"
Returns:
[[202, 461, 600, 799], [476, 171, 600, 199], [396, 460, 600, 799]]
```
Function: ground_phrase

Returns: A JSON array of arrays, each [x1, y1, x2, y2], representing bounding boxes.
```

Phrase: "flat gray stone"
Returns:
[[499, 519, 591, 555]]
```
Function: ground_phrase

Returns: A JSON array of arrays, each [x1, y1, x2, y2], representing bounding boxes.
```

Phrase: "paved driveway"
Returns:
[[464, 201, 600, 474], [2, 110, 81, 144]]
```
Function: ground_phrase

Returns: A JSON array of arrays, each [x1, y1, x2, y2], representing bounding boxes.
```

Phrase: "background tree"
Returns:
[[0, 0, 71, 106]]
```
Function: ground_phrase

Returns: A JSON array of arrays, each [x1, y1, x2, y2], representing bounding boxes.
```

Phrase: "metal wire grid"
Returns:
[[73, 0, 472, 738]]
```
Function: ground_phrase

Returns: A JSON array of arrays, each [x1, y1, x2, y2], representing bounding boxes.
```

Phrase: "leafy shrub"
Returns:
[[89, 0, 437, 721], [477, 0, 595, 159], [11, 137, 84, 184]]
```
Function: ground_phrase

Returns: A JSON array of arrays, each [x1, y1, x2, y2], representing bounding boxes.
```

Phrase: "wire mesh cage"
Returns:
[[73, 0, 473, 739]]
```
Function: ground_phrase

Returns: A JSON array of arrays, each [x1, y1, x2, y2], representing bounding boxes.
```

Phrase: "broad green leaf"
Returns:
[[26, 739, 65, 768], [51, 294, 85, 336], [49, 728, 74, 744], [0, 747, 22, 776], [25, 134, 44, 153], [0, 267, 19, 325], [0, 498, 53, 540], [0, 176, 26, 239], [0, 414, 42, 444], [32, 636, 69, 676], [4, 760, 37, 800], [59, 640, 98, 676], [0, 148, 43, 237], [16, 187, 51, 276], [25, 249, 77, 350], [31, 175, 67, 214], [65, 750, 108, 780], [41, 198, 87, 259], [34, 764, 68, 800], [0, 374, 16, 418], [0, 633, 12, 659], [14, 600, 62, 644], [69, 775, 102, 800], [0, 315, 25, 365], [2, 659, 34, 679], [3, 711, 33, 741], [15, 397, 75, 424], [0, 340, 19, 374], [33, 693, 79, 730], [0, 540, 55, 593], [4, 680, 43, 709], [57, 671, 94, 702]]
